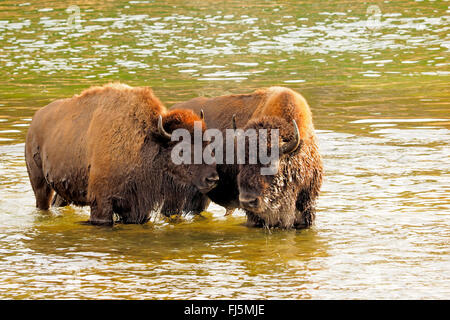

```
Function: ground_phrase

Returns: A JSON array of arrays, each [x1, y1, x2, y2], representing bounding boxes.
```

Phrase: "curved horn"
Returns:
[[232, 114, 237, 130], [280, 120, 301, 155], [200, 109, 205, 121], [158, 115, 172, 140]]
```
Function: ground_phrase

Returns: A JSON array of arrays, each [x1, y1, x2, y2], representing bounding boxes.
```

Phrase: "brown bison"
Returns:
[[170, 86, 323, 229], [25, 83, 218, 225]]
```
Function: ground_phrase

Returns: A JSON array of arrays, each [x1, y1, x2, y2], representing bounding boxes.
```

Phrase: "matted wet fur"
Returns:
[[25, 83, 217, 225], [170, 86, 323, 229]]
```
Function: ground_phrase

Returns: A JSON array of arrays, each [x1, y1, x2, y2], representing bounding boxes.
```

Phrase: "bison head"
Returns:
[[154, 109, 218, 194], [235, 116, 304, 228]]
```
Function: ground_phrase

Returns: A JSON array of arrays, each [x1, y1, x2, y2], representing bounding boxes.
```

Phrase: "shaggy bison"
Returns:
[[171, 86, 323, 229], [25, 83, 218, 225]]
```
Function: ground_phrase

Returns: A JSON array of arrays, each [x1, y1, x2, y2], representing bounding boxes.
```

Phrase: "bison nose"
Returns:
[[239, 194, 260, 209]]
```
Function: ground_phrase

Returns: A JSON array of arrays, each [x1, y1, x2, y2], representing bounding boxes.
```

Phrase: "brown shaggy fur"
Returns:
[[170, 86, 323, 229], [25, 83, 217, 225]]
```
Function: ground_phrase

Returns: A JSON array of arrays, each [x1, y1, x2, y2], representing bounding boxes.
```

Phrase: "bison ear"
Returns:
[[280, 138, 303, 155], [280, 120, 302, 155]]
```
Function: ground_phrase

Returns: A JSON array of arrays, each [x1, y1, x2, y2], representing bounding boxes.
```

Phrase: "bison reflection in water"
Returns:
[[25, 83, 218, 225], [171, 87, 323, 229]]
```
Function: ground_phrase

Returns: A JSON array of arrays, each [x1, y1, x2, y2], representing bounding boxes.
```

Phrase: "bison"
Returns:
[[170, 86, 323, 229], [25, 83, 218, 225]]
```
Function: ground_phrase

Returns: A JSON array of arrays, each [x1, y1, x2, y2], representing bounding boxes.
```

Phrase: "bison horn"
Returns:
[[232, 114, 237, 130], [158, 115, 172, 140], [281, 120, 301, 155], [200, 109, 205, 121]]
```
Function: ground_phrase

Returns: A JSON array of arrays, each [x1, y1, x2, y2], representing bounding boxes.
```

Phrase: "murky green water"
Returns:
[[0, 0, 449, 299]]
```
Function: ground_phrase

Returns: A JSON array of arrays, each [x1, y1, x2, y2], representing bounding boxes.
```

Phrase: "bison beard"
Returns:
[[168, 86, 323, 229], [25, 83, 218, 225]]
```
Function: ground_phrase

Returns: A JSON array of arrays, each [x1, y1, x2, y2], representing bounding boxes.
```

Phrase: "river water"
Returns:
[[0, 0, 449, 299]]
